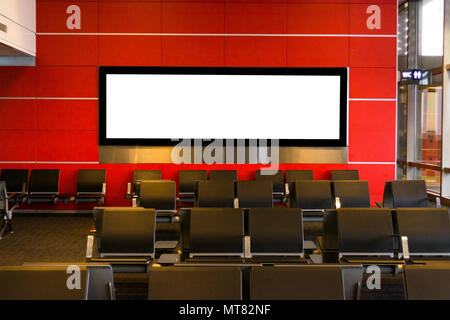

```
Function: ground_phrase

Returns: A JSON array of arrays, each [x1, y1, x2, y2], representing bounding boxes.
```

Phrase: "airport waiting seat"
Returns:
[[404, 263, 450, 300], [187, 208, 244, 258], [128, 170, 162, 196], [331, 170, 359, 180], [236, 180, 273, 208], [285, 170, 314, 183], [333, 181, 370, 208], [0, 264, 115, 300], [336, 208, 395, 259], [148, 266, 242, 300], [255, 170, 284, 195], [250, 265, 363, 300], [178, 170, 207, 196], [209, 170, 237, 182], [289, 180, 334, 210], [396, 208, 450, 257], [248, 208, 303, 258], [195, 180, 235, 208], [0, 169, 28, 197], [383, 180, 428, 208], [93, 207, 156, 258], [27, 169, 60, 204], [75, 169, 106, 205], [137, 180, 176, 211], [0, 181, 16, 239]]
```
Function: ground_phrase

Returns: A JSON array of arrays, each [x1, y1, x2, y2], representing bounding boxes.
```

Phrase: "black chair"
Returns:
[[336, 208, 395, 259], [209, 170, 237, 182], [255, 170, 284, 195], [396, 208, 450, 257], [0, 264, 115, 300], [248, 208, 303, 258], [0, 169, 28, 196], [188, 208, 244, 258], [250, 265, 362, 300], [195, 180, 235, 208], [236, 180, 273, 208], [129, 170, 162, 196], [331, 170, 359, 180], [137, 180, 176, 211], [27, 169, 60, 204], [178, 170, 207, 196], [289, 180, 334, 210], [383, 180, 428, 208], [0, 181, 16, 239], [333, 180, 370, 208], [285, 170, 314, 183], [94, 207, 156, 258], [404, 263, 450, 300], [148, 266, 242, 300], [75, 169, 106, 205]]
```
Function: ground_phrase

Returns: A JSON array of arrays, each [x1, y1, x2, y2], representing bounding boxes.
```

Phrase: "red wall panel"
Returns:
[[0, 131, 36, 161], [349, 37, 397, 68], [287, 37, 348, 67], [99, 36, 161, 66], [37, 1, 98, 33], [163, 2, 224, 33], [0, 100, 36, 131], [349, 4, 397, 35], [162, 36, 224, 66], [37, 35, 98, 66], [349, 68, 397, 99], [225, 3, 286, 34], [36, 99, 98, 131], [348, 100, 396, 162], [288, 4, 348, 34], [0, 67, 36, 97], [99, 2, 161, 33], [35, 67, 98, 98], [225, 37, 286, 67]]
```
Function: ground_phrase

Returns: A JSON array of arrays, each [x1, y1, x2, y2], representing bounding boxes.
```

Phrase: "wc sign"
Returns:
[[400, 69, 431, 85]]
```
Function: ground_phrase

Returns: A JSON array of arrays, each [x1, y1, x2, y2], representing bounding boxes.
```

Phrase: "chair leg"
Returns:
[[0, 218, 7, 239]]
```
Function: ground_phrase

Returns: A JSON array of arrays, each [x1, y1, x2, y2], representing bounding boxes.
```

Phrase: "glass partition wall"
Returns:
[[397, 0, 449, 202]]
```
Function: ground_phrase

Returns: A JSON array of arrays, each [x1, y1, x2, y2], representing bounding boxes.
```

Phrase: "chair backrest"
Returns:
[[0, 264, 115, 300], [285, 170, 314, 182], [189, 208, 244, 257], [396, 208, 450, 256], [138, 180, 176, 211], [333, 180, 370, 208], [148, 266, 242, 300], [0, 169, 28, 194], [77, 169, 106, 194], [29, 169, 60, 194], [383, 180, 428, 208], [195, 180, 235, 208], [99, 207, 156, 257], [248, 208, 303, 256], [337, 208, 395, 257], [0, 181, 6, 211], [404, 263, 450, 300], [255, 170, 284, 194], [209, 170, 237, 182], [250, 265, 356, 300], [236, 180, 273, 208], [133, 170, 161, 193], [331, 170, 359, 180], [178, 170, 207, 194], [290, 180, 334, 209]]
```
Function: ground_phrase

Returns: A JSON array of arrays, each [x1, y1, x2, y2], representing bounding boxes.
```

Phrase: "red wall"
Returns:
[[0, 0, 397, 206]]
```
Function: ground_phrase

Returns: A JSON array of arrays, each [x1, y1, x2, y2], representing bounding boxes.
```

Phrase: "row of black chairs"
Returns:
[[2, 261, 450, 300], [0, 169, 106, 204], [88, 206, 450, 263]]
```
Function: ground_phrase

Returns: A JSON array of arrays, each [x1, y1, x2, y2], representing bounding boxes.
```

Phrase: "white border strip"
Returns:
[[37, 32, 398, 38], [0, 161, 99, 164], [349, 98, 397, 101], [348, 162, 396, 165]]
